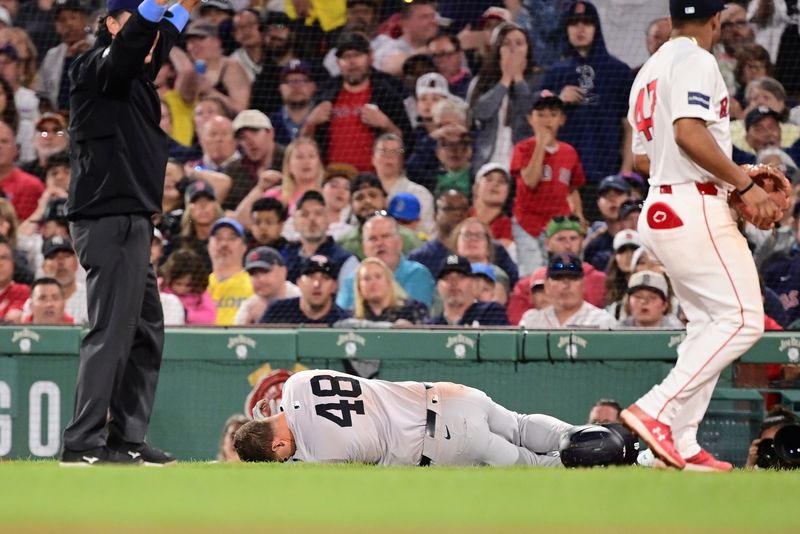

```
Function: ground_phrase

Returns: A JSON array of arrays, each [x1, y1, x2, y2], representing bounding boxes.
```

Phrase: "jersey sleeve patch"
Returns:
[[687, 91, 710, 109]]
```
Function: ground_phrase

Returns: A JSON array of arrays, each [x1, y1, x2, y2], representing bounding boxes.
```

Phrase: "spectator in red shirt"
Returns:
[[510, 94, 585, 277], [302, 32, 411, 172], [507, 216, 606, 325], [0, 120, 44, 220], [25, 277, 73, 325], [469, 162, 512, 249], [0, 235, 29, 323]]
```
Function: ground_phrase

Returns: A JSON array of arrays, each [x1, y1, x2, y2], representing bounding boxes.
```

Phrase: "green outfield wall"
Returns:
[[1, 326, 798, 464]]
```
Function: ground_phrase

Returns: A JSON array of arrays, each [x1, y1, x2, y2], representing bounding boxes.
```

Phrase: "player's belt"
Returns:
[[420, 382, 436, 467], [659, 183, 718, 195]]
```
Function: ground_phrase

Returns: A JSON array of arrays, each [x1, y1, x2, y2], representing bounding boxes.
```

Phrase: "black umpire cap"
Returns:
[[670, 0, 726, 20]]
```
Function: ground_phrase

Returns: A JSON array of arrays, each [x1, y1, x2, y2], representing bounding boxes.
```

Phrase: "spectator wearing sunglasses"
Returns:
[[519, 254, 615, 329], [507, 215, 607, 324]]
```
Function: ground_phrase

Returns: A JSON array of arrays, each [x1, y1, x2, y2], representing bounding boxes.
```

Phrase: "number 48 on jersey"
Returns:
[[634, 80, 658, 141]]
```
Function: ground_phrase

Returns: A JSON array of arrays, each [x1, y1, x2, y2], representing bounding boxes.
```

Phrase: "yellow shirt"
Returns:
[[208, 270, 254, 326], [285, 0, 346, 32], [163, 89, 195, 147]]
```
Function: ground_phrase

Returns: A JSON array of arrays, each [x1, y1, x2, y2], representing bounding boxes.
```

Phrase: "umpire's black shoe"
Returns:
[[59, 446, 144, 467], [108, 439, 177, 467]]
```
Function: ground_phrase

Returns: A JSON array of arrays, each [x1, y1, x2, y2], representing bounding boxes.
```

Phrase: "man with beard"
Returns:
[[302, 32, 410, 172], [426, 254, 508, 326], [282, 191, 358, 286], [259, 255, 350, 325], [336, 173, 423, 260], [208, 217, 253, 325], [249, 11, 299, 116], [270, 60, 317, 146]]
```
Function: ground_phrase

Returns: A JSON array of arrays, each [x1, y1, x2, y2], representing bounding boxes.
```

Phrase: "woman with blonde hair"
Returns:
[[353, 257, 428, 324], [265, 136, 324, 208], [0, 198, 34, 284], [0, 27, 38, 89]]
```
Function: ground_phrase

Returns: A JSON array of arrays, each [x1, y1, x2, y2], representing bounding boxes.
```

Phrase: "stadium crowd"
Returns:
[[0, 0, 799, 340]]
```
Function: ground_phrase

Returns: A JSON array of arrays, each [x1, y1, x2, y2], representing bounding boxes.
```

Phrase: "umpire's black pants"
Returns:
[[63, 215, 164, 451]]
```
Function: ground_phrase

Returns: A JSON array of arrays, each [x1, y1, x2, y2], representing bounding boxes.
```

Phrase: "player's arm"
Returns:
[[633, 154, 650, 176], [673, 118, 776, 227]]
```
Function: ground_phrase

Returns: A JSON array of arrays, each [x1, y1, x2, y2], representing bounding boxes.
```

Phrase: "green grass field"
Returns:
[[1, 462, 799, 533]]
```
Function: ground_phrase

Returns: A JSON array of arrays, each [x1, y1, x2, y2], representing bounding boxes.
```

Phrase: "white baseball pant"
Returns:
[[635, 183, 764, 458]]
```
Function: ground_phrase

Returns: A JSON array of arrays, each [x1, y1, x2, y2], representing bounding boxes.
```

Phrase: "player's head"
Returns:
[[234, 417, 295, 462], [588, 399, 622, 424], [669, 0, 726, 49]]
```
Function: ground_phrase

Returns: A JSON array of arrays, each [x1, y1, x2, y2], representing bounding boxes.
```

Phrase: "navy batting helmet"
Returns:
[[559, 425, 626, 468], [602, 423, 640, 465]]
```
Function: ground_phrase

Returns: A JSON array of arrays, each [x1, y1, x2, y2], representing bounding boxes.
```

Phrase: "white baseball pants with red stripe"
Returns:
[[635, 183, 764, 459]]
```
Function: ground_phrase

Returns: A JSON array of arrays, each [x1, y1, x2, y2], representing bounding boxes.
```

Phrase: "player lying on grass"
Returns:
[[234, 369, 629, 467]]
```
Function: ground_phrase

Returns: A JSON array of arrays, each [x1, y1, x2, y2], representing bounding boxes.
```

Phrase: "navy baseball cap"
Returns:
[[670, 0, 726, 21], [437, 254, 472, 280], [185, 179, 216, 203], [42, 235, 75, 258], [547, 254, 584, 279], [388, 193, 421, 223], [40, 198, 68, 223], [619, 200, 643, 221], [281, 59, 312, 81], [300, 255, 335, 278], [598, 174, 631, 195], [211, 217, 245, 239], [745, 106, 782, 131], [245, 246, 284, 273], [106, 0, 138, 13]]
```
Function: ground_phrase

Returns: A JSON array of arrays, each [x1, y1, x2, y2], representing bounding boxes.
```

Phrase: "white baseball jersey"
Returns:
[[519, 302, 616, 329], [628, 37, 733, 188], [280, 370, 427, 465]]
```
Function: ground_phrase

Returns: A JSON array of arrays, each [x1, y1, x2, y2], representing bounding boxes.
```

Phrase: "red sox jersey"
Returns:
[[280, 370, 427, 465], [627, 37, 732, 188]]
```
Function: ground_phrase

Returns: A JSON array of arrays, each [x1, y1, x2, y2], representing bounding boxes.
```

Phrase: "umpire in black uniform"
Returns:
[[60, 0, 197, 466]]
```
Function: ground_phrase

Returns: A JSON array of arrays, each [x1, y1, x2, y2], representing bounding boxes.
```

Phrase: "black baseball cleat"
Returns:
[[108, 438, 177, 467], [59, 446, 144, 467]]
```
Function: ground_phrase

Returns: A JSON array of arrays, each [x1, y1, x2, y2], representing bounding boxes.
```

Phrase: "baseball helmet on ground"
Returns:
[[560, 425, 627, 467]]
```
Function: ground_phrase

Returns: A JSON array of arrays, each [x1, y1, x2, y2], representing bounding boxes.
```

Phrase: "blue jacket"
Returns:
[[539, 1, 633, 183], [259, 297, 351, 325], [336, 256, 435, 310], [281, 237, 354, 283]]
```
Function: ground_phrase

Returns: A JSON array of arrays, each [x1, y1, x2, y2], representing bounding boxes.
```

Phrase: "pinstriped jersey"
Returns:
[[628, 37, 733, 188], [281, 370, 427, 465]]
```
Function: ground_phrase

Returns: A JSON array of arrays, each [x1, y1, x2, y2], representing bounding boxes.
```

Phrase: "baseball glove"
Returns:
[[729, 164, 791, 229], [245, 369, 293, 420]]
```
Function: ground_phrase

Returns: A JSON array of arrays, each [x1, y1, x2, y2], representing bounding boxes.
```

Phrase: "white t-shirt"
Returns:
[[282, 370, 427, 465], [519, 301, 616, 329], [628, 37, 732, 188]]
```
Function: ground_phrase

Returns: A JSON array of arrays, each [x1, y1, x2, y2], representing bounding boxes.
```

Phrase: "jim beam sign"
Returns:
[[227, 334, 257, 360], [556, 335, 588, 359], [446, 334, 475, 359], [778, 337, 800, 364], [337, 332, 366, 358]]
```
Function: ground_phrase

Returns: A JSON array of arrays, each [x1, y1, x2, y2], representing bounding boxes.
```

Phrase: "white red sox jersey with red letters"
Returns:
[[280, 370, 427, 465], [628, 37, 732, 188]]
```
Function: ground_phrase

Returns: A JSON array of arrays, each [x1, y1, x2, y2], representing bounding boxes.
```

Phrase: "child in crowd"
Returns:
[[510, 93, 585, 276], [160, 249, 217, 325], [247, 198, 288, 253]]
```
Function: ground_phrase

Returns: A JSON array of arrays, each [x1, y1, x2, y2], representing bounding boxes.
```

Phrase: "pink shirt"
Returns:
[[162, 288, 217, 325]]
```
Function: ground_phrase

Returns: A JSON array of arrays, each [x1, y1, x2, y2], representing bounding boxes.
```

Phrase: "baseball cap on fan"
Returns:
[[416, 72, 451, 98], [245, 246, 284, 273], [745, 106, 782, 131], [627, 270, 669, 301], [669, 0, 726, 20]]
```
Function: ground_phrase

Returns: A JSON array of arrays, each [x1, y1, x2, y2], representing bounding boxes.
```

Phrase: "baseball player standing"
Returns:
[[234, 369, 578, 466], [621, 0, 778, 471]]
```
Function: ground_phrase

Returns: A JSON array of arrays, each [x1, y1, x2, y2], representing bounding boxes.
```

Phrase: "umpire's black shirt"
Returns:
[[66, 12, 179, 220]]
